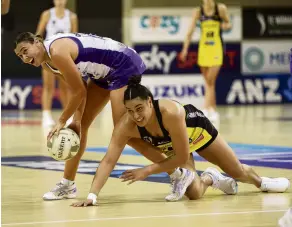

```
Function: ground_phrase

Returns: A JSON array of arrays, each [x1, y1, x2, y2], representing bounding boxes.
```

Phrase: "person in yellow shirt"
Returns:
[[180, 0, 232, 129]]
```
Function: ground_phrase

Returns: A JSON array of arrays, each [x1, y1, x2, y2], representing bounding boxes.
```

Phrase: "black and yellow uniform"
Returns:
[[198, 4, 223, 67], [138, 100, 218, 157]]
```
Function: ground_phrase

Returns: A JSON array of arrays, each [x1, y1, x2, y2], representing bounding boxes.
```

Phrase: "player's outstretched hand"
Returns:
[[71, 199, 95, 207], [120, 167, 150, 185]]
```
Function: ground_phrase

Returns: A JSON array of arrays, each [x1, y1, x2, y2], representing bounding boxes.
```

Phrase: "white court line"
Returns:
[[2, 209, 286, 226]]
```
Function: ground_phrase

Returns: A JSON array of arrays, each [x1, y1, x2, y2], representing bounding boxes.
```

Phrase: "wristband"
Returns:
[[87, 193, 98, 205]]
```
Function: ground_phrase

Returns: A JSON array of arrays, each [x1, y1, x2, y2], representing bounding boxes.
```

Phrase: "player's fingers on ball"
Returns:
[[56, 129, 60, 136]]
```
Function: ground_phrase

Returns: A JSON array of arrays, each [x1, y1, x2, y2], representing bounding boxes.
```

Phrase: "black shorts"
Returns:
[[183, 104, 218, 152]]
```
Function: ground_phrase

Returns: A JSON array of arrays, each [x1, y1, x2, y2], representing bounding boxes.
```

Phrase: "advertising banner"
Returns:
[[132, 7, 242, 43], [216, 74, 292, 105], [143, 74, 292, 106], [142, 75, 205, 109], [243, 7, 292, 39], [1, 79, 62, 110], [134, 43, 241, 75], [3, 74, 291, 110], [242, 41, 291, 74]]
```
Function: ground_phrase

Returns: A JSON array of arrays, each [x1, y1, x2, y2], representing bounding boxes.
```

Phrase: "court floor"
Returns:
[[1, 104, 292, 227]]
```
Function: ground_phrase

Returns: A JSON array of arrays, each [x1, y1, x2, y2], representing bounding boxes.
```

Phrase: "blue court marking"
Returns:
[[0, 155, 183, 184], [86, 143, 292, 169]]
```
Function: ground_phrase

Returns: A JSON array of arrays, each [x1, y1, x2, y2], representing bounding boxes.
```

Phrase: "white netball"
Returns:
[[47, 128, 80, 161]]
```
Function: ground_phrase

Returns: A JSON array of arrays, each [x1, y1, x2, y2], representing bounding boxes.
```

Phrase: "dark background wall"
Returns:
[[132, 0, 292, 7]]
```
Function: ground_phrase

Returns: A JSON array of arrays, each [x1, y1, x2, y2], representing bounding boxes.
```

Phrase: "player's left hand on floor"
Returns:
[[71, 199, 95, 207], [47, 120, 66, 141], [120, 167, 149, 185]]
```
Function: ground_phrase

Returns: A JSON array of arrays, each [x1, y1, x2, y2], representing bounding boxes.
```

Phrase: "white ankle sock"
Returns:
[[43, 110, 52, 119], [61, 178, 74, 186]]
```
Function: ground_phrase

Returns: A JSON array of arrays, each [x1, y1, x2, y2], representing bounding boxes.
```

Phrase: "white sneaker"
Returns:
[[278, 208, 292, 227], [165, 168, 195, 202], [202, 109, 209, 118], [201, 167, 238, 195], [42, 117, 55, 128], [260, 177, 290, 193], [43, 181, 77, 200]]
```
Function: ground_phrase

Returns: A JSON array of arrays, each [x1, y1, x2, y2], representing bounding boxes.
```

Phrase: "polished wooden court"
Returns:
[[2, 104, 292, 227]]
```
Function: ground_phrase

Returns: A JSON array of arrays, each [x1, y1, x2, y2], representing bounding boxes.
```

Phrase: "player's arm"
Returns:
[[146, 104, 189, 175], [70, 12, 78, 33], [181, 7, 200, 55], [1, 0, 10, 15], [218, 4, 232, 31], [36, 10, 50, 37], [71, 117, 132, 206], [49, 39, 86, 123], [88, 122, 130, 196], [42, 59, 86, 130], [41, 62, 65, 82]]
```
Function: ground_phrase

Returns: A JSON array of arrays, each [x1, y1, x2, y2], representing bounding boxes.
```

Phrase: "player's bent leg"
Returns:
[[206, 66, 221, 110], [199, 135, 290, 193], [166, 154, 203, 201], [200, 167, 238, 195], [169, 153, 237, 202], [204, 66, 221, 129], [201, 67, 211, 114], [41, 69, 55, 128], [43, 81, 110, 201], [165, 154, 196, 202], [64, 81, 110, 180]]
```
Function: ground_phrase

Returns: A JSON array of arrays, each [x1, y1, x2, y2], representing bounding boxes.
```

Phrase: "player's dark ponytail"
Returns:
[[124, 76, 154, 103]]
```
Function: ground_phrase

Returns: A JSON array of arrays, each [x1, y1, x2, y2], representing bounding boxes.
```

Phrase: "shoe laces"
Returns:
[[51, 182, 66, 192], [170, 177, 176, 193], [206, 172, 219, 190]]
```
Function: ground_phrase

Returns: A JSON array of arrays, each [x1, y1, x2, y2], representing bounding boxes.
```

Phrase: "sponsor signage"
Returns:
[[216, 74, 292, 105], [135, 43, 241, 75], [242, 41, 291, 74], [243, 7, 292, 39], [132, 7, 242, 42], [1, 79, 62, 110]]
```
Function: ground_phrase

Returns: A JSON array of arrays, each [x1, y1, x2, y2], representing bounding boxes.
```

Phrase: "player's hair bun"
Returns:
[[127, 76, 141, 87]]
